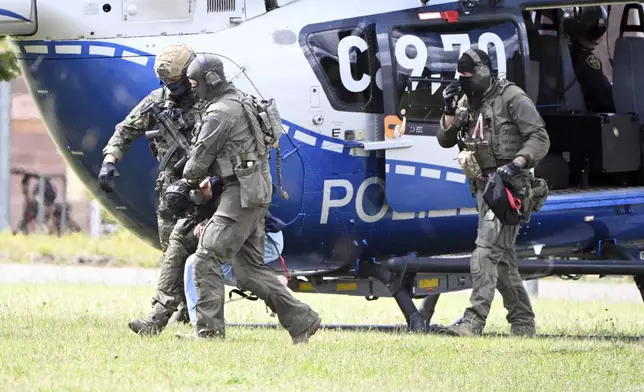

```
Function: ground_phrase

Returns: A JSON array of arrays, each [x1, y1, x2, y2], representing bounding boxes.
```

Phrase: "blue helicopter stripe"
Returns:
[[12, 40, 461, 165], [0, 8, 30, 22], [13, 38, 644, 214]]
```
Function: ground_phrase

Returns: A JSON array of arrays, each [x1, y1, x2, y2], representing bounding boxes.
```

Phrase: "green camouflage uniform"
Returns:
[[102, 89, 205, 252], [437, 78, 550, 336], [178, 80, 320, 344], [102, 43, 207, 335]]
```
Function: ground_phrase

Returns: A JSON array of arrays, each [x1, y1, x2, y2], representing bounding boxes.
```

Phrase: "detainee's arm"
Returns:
[[102, 95, 157, 163], [182, 109, 235, 184], [507, 91, 550, 169]]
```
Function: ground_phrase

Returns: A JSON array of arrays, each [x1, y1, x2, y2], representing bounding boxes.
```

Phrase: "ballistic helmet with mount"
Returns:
[[186, 54, 228, 101]]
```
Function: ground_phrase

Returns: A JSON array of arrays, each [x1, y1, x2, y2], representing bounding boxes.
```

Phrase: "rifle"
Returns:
[[142, 102, 192, 177]]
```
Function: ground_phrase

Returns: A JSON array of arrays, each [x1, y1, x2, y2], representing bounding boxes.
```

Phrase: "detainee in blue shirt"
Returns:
[[183, 210, 288, 325]]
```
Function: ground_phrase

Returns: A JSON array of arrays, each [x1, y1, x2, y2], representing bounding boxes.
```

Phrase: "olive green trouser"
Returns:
[[156, 171, 179, 253], [192, 185, 317, 337], [462, 190, 535, 330], [153, 218, 198, 312]]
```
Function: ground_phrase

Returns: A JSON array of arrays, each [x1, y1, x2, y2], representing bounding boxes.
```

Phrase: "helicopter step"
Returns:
[[288, 242, 644, 332]]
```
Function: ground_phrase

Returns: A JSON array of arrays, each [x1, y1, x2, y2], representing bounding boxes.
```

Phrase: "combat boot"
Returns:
[[444, 320, 484, 337], [511, 324, 536, 338], [128, 302, 173, 336], [292, 312, 322, 344]]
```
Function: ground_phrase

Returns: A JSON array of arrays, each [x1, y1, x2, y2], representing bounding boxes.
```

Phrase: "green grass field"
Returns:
[[1, 283, 643, 391], [0, 231, 162, 268]]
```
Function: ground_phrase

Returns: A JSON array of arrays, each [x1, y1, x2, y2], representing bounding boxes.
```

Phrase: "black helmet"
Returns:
[[186, 54, 227, 101], [562, 6, 608, 49], [163, 180, 195, 218]]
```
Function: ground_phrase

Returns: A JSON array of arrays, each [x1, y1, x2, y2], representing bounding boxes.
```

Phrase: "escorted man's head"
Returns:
[[186, 54, 228, 102], [456, 49, 493, 101], [154, 43, 196, 102]]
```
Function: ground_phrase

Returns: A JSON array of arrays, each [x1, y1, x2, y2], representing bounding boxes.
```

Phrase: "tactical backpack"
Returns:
[[240, 94, 289, 200]]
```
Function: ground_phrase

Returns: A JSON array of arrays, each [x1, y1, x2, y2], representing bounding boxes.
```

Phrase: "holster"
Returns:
[[529, 177, 550, 212]]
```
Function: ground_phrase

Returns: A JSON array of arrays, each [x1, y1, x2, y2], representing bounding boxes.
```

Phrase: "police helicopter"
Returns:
[[2, 0, 644, 332]]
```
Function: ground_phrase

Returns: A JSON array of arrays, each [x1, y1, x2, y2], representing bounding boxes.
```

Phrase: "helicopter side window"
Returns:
[[390, 19, 525, 122], [304, 25, 383, 114]]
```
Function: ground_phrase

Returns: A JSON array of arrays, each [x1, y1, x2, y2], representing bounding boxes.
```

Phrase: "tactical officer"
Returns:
[[437, 49, 550, 337], [175, 54, 321, 344], [98, 43, 206, 334], [162, 176, 290, 326], [563, 6, 615, 113]]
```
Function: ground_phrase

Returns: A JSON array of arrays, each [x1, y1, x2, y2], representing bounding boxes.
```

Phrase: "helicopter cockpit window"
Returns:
[[305, 26, 383, 113], [390, 19, 524, 122]]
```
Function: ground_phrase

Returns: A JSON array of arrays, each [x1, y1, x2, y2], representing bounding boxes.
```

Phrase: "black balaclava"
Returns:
[[162, 76, 195, 107], [186, 54, 230, 102], [457, 49, 493, 105]]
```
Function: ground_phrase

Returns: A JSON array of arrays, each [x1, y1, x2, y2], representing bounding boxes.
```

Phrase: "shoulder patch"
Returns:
[[586, 55, 601, 70]]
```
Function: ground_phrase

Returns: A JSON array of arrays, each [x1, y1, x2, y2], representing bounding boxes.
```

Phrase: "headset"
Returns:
[[463, 49, 492, 88], [195, 54, 224, 88], [562, 6, 608, 45]]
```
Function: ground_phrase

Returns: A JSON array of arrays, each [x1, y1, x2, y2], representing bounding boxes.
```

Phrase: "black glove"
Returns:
[[209, 176, 223, 197], [443, 81, 461, 115], [496, 161, 521, 183], [98, 162, 117, 193]]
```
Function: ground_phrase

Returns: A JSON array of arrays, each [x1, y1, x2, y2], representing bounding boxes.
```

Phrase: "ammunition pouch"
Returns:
[[216, 151, 258, 177], [456, 150, 483, 179], [148, 139, 159, 159], [154, 172, 164, 193], [529, 177, 550, 212], [505, 172, 537, 224], [234, 155, 271, 209]]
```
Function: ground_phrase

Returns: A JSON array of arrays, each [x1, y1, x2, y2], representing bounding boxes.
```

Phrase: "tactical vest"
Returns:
[[193, 90, 266, 179], [150, 97, 205, 197], [458, 80, 525, 172], [151, 100, 205, 175], [192, 89, 272, 209]]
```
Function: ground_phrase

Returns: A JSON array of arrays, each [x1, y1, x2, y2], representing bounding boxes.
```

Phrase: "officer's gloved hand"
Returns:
[[443, 81, 461, 116], [98, 162, 117, 193], [496, 161, 521, 183], [209, 176, 223, 197]]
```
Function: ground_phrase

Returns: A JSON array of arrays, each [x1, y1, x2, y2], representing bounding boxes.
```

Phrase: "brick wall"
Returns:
[[9, 77, 90, 233]]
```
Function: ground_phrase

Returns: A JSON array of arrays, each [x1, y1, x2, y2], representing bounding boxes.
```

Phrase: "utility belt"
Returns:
[[459, 152, 550, 223], [216, 151, 263, 177], [455, 114, 550, 222], [215, 151, 271, 209]]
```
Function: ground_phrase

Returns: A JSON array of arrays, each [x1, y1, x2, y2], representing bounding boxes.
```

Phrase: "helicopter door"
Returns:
[[375, 9, 529, 213]]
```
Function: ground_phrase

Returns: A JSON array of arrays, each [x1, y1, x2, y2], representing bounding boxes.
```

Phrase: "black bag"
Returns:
[[482, 172, 522, 226]]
